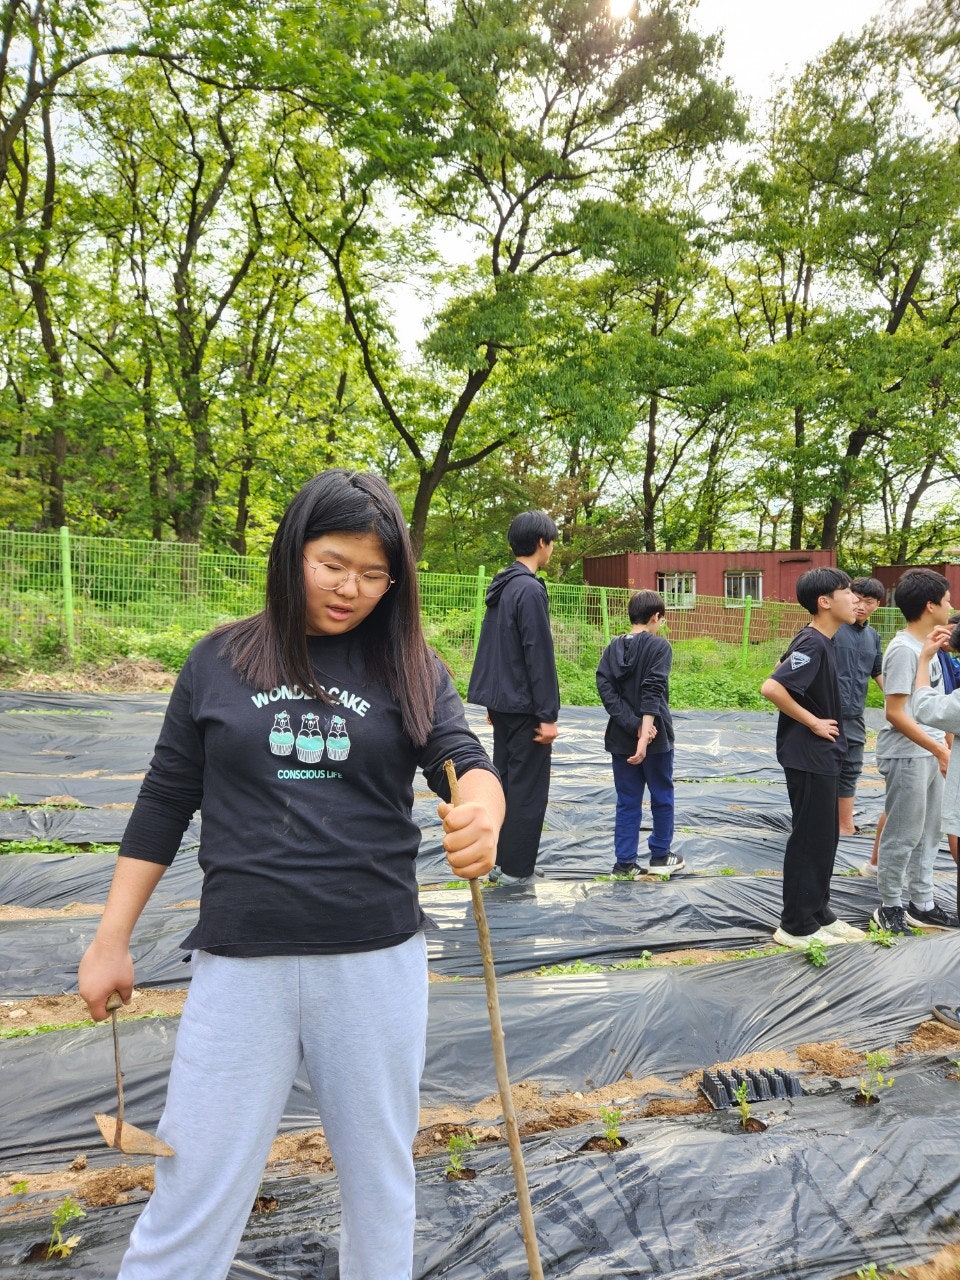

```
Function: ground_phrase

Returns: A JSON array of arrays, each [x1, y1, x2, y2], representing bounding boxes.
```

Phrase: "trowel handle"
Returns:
[[106, 991, 123, 1013]]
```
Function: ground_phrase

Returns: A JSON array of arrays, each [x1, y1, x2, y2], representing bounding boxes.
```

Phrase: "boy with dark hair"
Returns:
[[760, 568, 865, 948], [596, 590, 682, 879], [872, 568, 953, 934], [835, 576, 885, 836], [468, 510, 561, 885]]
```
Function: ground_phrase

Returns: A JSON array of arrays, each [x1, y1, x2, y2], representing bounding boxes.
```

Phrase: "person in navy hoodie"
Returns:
[[596, 590, 682, 879], [468, 511, 560, 884]]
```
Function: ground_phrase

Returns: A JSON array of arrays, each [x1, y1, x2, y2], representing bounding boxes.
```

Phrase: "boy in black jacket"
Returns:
[[760, 568, 866, 948], [596, 590, 682, 878], [468, 511, 560, 884]]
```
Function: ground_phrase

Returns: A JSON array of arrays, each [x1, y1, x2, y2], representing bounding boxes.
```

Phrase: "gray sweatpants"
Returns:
[[118, 936, 428, 1280], [876, 755, 943, 907]]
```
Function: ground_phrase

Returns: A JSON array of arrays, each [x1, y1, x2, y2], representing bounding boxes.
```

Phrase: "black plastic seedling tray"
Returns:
[[699, 1066, 806, 1109]]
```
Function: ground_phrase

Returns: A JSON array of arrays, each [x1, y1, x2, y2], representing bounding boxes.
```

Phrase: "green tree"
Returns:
[[275, 0, 741, 555]]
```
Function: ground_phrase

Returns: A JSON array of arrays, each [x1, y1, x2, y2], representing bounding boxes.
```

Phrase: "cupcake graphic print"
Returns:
[[268, 711, 295, 757], [295, 712, 325, 763], [325, 714, 351, 761]]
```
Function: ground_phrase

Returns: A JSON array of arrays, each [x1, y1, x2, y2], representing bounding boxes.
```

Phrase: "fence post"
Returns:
[[59, 526, 75, 659], [472, 565, 486, 658], [740, 594, 752, 668], [599, 587, 610, 647]]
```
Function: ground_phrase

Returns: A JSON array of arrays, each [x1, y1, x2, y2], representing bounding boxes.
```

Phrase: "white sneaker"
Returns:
[[772, 925, 844, 949], [858, 860, 878, 878], [819, 918, 867, 942]]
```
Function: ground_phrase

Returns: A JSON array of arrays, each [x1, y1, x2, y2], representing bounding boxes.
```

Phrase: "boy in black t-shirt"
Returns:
[[760, 569, 867, 948]]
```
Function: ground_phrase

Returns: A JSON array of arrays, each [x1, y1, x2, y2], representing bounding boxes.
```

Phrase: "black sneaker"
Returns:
[[647, 853, 685, 878], [905, 902, 956, 931], [611, 861, 639, 879], [871, 905, 907, 935]]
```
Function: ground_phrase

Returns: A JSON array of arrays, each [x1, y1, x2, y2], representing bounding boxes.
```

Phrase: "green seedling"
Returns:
[[859, 1051, 894, 1102], [719, 867, 737, 876], [445, 1131, 477, 1176], [855, 1265, 907, 1279], [0, 793, 20, 809], [866, 920, 900, 948], [11, 1179, 28, 1195], [805, 936, 829, 968], [732, 1080, 753, 1129], [442, 880, 468, 890], [47, 1195, 85, 1259], [599, 1105, 623, 1147]]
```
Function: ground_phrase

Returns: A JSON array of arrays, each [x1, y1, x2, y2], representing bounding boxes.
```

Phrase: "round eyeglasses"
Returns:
[[304, 559, 395, 598]]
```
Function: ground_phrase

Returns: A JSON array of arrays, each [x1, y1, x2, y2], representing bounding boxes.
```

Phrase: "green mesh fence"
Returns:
[[0, 529, 903, 688]]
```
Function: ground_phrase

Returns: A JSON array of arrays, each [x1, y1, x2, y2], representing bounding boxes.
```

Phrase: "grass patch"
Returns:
[[0, 839, 118, 856]]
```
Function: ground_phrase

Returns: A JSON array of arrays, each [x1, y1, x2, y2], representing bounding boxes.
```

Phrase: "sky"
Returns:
[[687, 0, 894, 103]]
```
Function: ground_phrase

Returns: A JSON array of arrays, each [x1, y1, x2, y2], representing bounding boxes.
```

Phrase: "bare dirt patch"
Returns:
[[1, 989, 187, 1034], [0, 903, 104, 922], [0, 659, 175, 694]]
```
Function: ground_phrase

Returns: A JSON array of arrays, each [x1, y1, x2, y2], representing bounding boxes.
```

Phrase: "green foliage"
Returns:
[[536, 960, 604, 977], [611, 951, 654, 970], [0, 839, 117, 856], [11, 1180, 28, 1195], [805, 937, 830, 968], [859, 1051, 895, 1101], [0, 794, 20, 809], [599, 1105, 623, 1147], [866, 920, 900, 948]]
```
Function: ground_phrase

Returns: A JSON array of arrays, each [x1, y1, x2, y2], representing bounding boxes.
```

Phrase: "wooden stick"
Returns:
[[443, 760, 545, 1280], [106, 991, 125, 1150]]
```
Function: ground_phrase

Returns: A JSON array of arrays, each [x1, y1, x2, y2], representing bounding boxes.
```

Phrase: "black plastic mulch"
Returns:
[[2, 693, 959, 1279]]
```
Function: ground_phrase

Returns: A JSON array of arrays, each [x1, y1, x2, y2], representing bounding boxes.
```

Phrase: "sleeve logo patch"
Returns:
[[790, 651, 811, 670]]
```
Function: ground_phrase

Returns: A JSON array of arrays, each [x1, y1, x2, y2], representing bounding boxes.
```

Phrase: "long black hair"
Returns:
[[218, 470, 436, 746]]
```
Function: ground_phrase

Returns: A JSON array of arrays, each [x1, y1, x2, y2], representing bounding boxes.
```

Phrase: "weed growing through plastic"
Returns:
[[46, 1196, 85, 1259], [0, 839, 118, 856], [859, 1051, 894, 1102], [0, 793, 20, 809], [11, 1179, 28, 1195], [445, 1132, 477, 1177], [855, 1265, 907, 1279], [805, 937, 829, 968], [719, 867, 737, 876], [599, 1106, 623, 1147], [732, 1081, 752, 1129]]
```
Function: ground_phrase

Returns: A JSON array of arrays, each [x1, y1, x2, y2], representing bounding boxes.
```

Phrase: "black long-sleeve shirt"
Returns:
[[120, 631, 496, 955], [596, 632, 674, 757], [467, 562, 560, 722]]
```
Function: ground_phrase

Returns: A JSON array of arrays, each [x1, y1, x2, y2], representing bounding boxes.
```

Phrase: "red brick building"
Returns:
[[872, 564, 960, 607], [583, 549, 837, 605]]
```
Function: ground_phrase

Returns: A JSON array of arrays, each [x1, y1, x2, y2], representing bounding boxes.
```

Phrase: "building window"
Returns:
[[725, 571, 762, 606], [656, 572, 696, 610]]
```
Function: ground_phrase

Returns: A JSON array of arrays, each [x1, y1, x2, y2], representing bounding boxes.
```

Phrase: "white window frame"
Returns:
[[656, 571, 696, 610], [724, 571, 762, 607]]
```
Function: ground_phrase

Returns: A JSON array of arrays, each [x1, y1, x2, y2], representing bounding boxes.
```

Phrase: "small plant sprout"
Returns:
[[859, 1051, 895, 1102], [47, 1195, 85, 1259], [599, 1105, 623, 1147], [11, 1179, 28, 1195], [732, 1080, 753, 1129], [805, 936, 829, 968], [445, 1131, 477, 1177]]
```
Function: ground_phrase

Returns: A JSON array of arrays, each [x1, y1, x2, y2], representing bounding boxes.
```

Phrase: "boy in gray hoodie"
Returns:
[[596, 590, 682, 878]]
